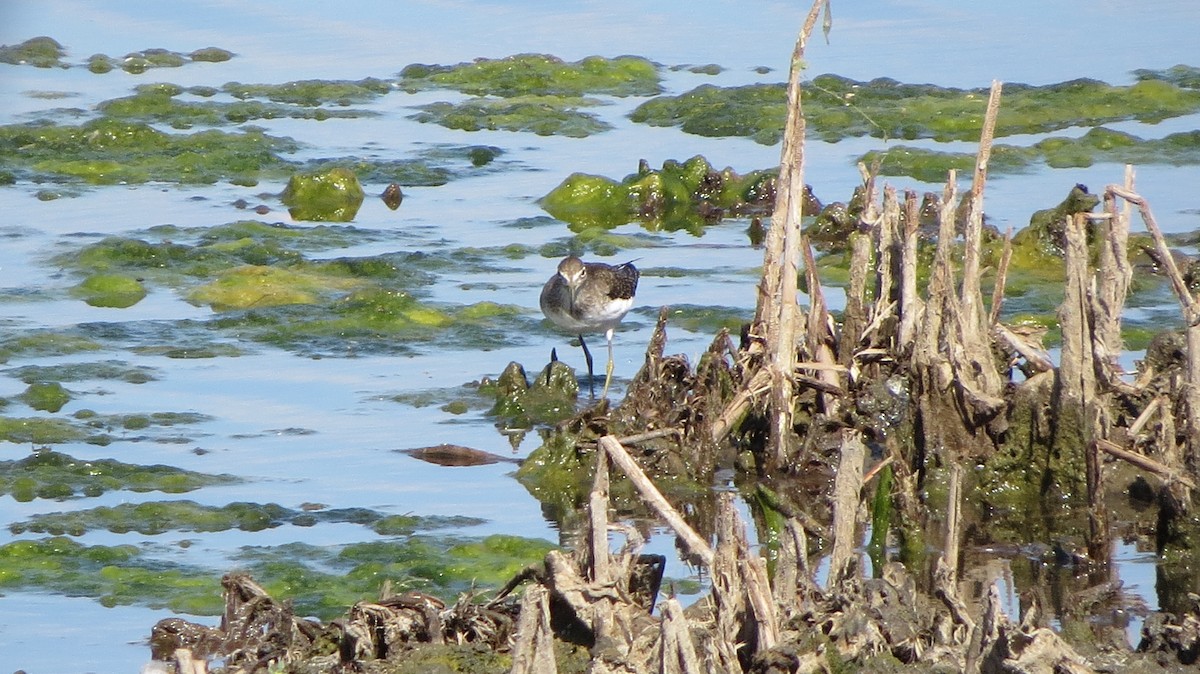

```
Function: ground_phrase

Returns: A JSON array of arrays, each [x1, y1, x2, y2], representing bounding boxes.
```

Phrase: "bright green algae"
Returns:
[[53, 222, 535, 356], [0, 450, 238, 501], [540, 155, 776, 231], [0, 116, 500, 186], [19, 382, 71, 413], [72, 274, 147, 308], [224, 77, 391, 106], [630, 73, 1200, 144], [0, 118, 297, 185], [0, 532, 555, 619], [280, 167, 365, 222], [399, 54, 662, 97], [96, 82, 380, 128], [400, 54, 661, 137]]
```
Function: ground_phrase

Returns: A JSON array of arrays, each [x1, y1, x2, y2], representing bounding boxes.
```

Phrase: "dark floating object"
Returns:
[[401, 443, 518, 467], [382, 183, 404, 210]]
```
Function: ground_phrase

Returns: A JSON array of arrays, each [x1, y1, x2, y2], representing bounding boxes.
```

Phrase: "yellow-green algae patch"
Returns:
[[0, 450, 238, 501], [399, 53, 662, 98], [56, 224, 537, 356], [72, 273, 147, 308], [630, 72, 1200, 144], [0, 110, 502, 186], [208, 289, 528, 357], [0, 417, 86, 446], [59, 221, 396, 287], [19, 382, 71, 413], [187, 265, 362, 310], [280, 166, 365, 222]]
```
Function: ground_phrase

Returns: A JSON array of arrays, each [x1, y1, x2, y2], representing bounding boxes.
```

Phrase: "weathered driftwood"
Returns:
[[1060, 212, 1098, 412], [509, 584, 557, 674], [1096, 438, 1198, 491], [659, 598, 701, 674], [589, 441, 612, 585], [749, 0, 836, 470], [976, 583, 1095, 674], [897, 189, 923, 349], [1108, 182, 1200, 504], [599, 435, 714, 566], [933, 466, 974, 643], [827, 429, 865, 588], [960, 81, 1002, 337], [1091, 166, 1134, 386]]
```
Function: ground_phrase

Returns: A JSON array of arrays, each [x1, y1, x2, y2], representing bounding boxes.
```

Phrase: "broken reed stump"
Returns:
[[753, 0, 833, 470]]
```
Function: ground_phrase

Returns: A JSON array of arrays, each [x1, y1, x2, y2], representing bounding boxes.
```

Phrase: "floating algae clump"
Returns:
[[0, 530, 553, 619], [399, 53, 661, 97], [0, 118, 297, 184], [0, 450, 238, 501], [224, 77, 391, 106], [0, 417, 85, 446], [631, 73, 1200, 144], [281, 167, 364, 222], [97, 83, 375, 128], [411, 96, 611, 137], [187, 265, 361, 311], [540, 155, 776, 231], [0, 36, 66, 68], [72, 273, 147, 308], [863, 127, 1200, 180], [19, 382, 71, 413], [401, 53, 660, 137], [9, 501, 485, 537]]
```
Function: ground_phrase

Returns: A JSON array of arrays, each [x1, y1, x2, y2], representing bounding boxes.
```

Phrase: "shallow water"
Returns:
[[2, 1, 1200, 671]]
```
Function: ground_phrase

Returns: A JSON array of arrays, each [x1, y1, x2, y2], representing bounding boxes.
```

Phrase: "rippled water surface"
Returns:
[[2, 1, 1200, 671]]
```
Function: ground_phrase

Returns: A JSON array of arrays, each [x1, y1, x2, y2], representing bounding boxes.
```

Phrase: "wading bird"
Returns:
[[539, 256, 639, 399]]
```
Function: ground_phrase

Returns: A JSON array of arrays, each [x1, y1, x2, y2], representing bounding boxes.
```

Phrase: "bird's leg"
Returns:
[[578, 334, 596, 398], [600, 328, 615, 400]]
